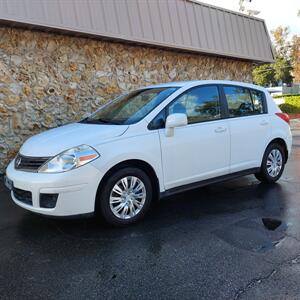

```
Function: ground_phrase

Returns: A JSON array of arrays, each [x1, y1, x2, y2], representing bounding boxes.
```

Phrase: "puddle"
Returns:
[[214, 217, 287, 253], [262, 218, 282, 231], [214, 225, 274, 253]]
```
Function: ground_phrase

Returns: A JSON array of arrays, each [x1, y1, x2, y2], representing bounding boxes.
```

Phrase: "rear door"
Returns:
[[221, 85, 271, 173]]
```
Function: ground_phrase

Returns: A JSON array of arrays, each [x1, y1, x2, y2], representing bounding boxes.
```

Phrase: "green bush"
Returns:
[[273, 94, 300, 99], [279, 103, 299, 113], [279, 95, 300, 113]]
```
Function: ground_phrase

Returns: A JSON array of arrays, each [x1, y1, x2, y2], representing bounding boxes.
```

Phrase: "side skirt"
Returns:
[[160, 168, 260, 198]]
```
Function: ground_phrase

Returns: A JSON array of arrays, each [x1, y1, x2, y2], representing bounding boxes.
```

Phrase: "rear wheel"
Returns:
[[96, 167, 153, 226], [255, 143, 285, 183]]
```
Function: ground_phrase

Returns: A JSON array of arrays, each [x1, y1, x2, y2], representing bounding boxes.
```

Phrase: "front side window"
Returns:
[[81, 87, 178, 125], [167, 85, 221, 124], [251, 89, 266, 114], [224, 86, 254, 117]]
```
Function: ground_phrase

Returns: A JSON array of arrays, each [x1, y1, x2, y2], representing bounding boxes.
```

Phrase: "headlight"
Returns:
[[38, 145, 99, 173]]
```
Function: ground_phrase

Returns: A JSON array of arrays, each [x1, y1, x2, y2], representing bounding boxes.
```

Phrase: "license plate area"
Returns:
[[4, 176, 13, 190]]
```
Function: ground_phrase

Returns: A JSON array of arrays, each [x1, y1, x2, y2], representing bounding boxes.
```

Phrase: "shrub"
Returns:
[[279, 103, 299, 113], [279, 95, 300, 113], [273, 94, 300, 99]]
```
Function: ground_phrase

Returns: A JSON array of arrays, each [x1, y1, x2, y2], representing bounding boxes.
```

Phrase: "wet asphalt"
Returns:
[[0, 132, 300, 300]]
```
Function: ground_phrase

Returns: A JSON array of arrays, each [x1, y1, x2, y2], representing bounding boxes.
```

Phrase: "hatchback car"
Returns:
[[5, 80, 292, 226]]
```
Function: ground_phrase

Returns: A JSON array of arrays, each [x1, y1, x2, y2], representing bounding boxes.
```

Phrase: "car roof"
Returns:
[[144, 80, 265, 91]]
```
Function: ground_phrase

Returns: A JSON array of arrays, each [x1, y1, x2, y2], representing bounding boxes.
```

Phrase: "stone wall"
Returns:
[[0, 27, 253, 172]]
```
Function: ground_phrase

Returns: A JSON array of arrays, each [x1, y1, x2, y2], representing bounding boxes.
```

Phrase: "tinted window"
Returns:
[[167, 86, 221, 124], [251, 89, 265, 114], [224, 86, 254, 117], [148, 110, 165, 130], [81, 87, 177, 125]]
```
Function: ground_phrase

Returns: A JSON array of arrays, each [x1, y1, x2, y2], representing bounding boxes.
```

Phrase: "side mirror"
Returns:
[[165, 113, 188, 137]]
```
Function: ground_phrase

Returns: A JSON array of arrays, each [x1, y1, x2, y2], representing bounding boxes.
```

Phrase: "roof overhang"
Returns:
[[0, 0, 274, 63]]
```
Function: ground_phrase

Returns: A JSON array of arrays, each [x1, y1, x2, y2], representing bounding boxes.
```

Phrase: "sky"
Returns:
[[199, 0, 300, 38]]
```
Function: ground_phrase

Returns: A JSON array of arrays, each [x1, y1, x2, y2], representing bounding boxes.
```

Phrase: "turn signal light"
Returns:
[[79, 153, 98, 162], [275, 112, 290, 125]]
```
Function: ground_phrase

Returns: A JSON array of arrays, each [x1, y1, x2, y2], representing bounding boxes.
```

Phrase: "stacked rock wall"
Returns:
[[0, 27, 253, 172]]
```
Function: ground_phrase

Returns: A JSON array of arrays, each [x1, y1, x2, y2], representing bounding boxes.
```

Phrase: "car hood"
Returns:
[[20, 123, 129, 157]]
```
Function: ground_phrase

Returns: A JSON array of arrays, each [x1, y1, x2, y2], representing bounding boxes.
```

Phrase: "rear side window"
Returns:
[[167, 85, 221, 124], [251, 89, 266, 114], [223, 86, 254, 117]]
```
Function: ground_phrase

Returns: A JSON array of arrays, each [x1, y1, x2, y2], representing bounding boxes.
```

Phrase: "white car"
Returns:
[[5, 80, 292, 226]]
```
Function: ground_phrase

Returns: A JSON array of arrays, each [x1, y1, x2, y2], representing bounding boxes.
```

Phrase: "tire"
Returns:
[[255, 143, 286, 183], [96, 167, 153, 226]]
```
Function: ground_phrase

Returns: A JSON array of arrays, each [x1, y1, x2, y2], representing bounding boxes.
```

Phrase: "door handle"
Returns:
[[215, 127, 227, 133], [260, 120, 269, 126]]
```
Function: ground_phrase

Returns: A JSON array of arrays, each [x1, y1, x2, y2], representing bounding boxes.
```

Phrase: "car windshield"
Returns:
[[80, 87, 178, 125]]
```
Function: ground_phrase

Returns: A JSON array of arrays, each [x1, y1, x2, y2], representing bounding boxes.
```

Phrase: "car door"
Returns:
[[158, 85, 230, 190], [222, 85, 271, 173]]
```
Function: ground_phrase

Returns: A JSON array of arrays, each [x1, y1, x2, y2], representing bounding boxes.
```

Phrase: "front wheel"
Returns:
[[96, 167, 153, 226], [255, 143, 285, 183]]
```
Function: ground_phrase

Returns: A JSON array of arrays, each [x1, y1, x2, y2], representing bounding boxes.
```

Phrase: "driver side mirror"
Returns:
[[165, 113, 188, 137]]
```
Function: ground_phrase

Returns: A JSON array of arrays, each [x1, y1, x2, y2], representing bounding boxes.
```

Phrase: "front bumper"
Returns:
[[6, 160, 104, 216]]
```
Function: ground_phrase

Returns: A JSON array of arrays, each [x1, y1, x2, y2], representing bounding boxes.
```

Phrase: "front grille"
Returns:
[[13, 187, 33, 206], [15, 154, 50, 172]]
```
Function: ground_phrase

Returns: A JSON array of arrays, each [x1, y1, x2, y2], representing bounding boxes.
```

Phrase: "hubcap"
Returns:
[[266, 149, 283, 178], [109, 176, 146, 219]]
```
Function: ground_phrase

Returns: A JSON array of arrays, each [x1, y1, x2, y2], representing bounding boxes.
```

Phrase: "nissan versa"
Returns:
[[5, 80, 292, 226]]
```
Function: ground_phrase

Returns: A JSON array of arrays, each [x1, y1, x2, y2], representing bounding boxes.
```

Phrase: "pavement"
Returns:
[[1, 129, 300, 299], [291, 118, 300, 131]]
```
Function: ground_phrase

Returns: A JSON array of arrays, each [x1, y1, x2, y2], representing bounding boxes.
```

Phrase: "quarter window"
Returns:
[[224, 86, 254, 117], [167, 86, 221, 124], [251, 89, 265, 114], [148, 110, 165, 130]]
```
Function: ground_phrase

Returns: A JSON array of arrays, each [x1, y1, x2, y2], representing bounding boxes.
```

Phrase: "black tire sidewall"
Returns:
[[259, 143, 285, 183], [98, 167, 153, 226]]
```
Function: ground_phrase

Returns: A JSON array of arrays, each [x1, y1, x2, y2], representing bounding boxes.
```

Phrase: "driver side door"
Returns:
[[158, 85, 230, 190]]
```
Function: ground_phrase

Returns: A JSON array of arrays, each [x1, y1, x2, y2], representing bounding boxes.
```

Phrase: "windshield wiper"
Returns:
[[80, 118, 120, 125], [97, 118, 122, 124]]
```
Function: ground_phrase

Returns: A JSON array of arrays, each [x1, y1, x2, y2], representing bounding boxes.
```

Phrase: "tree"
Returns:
[[291, 35, 300, 83], [274, 57, 293, 85], [253, 26, 294, 86], [252, 64, 276, 86], [271, 26, 291, 59]]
